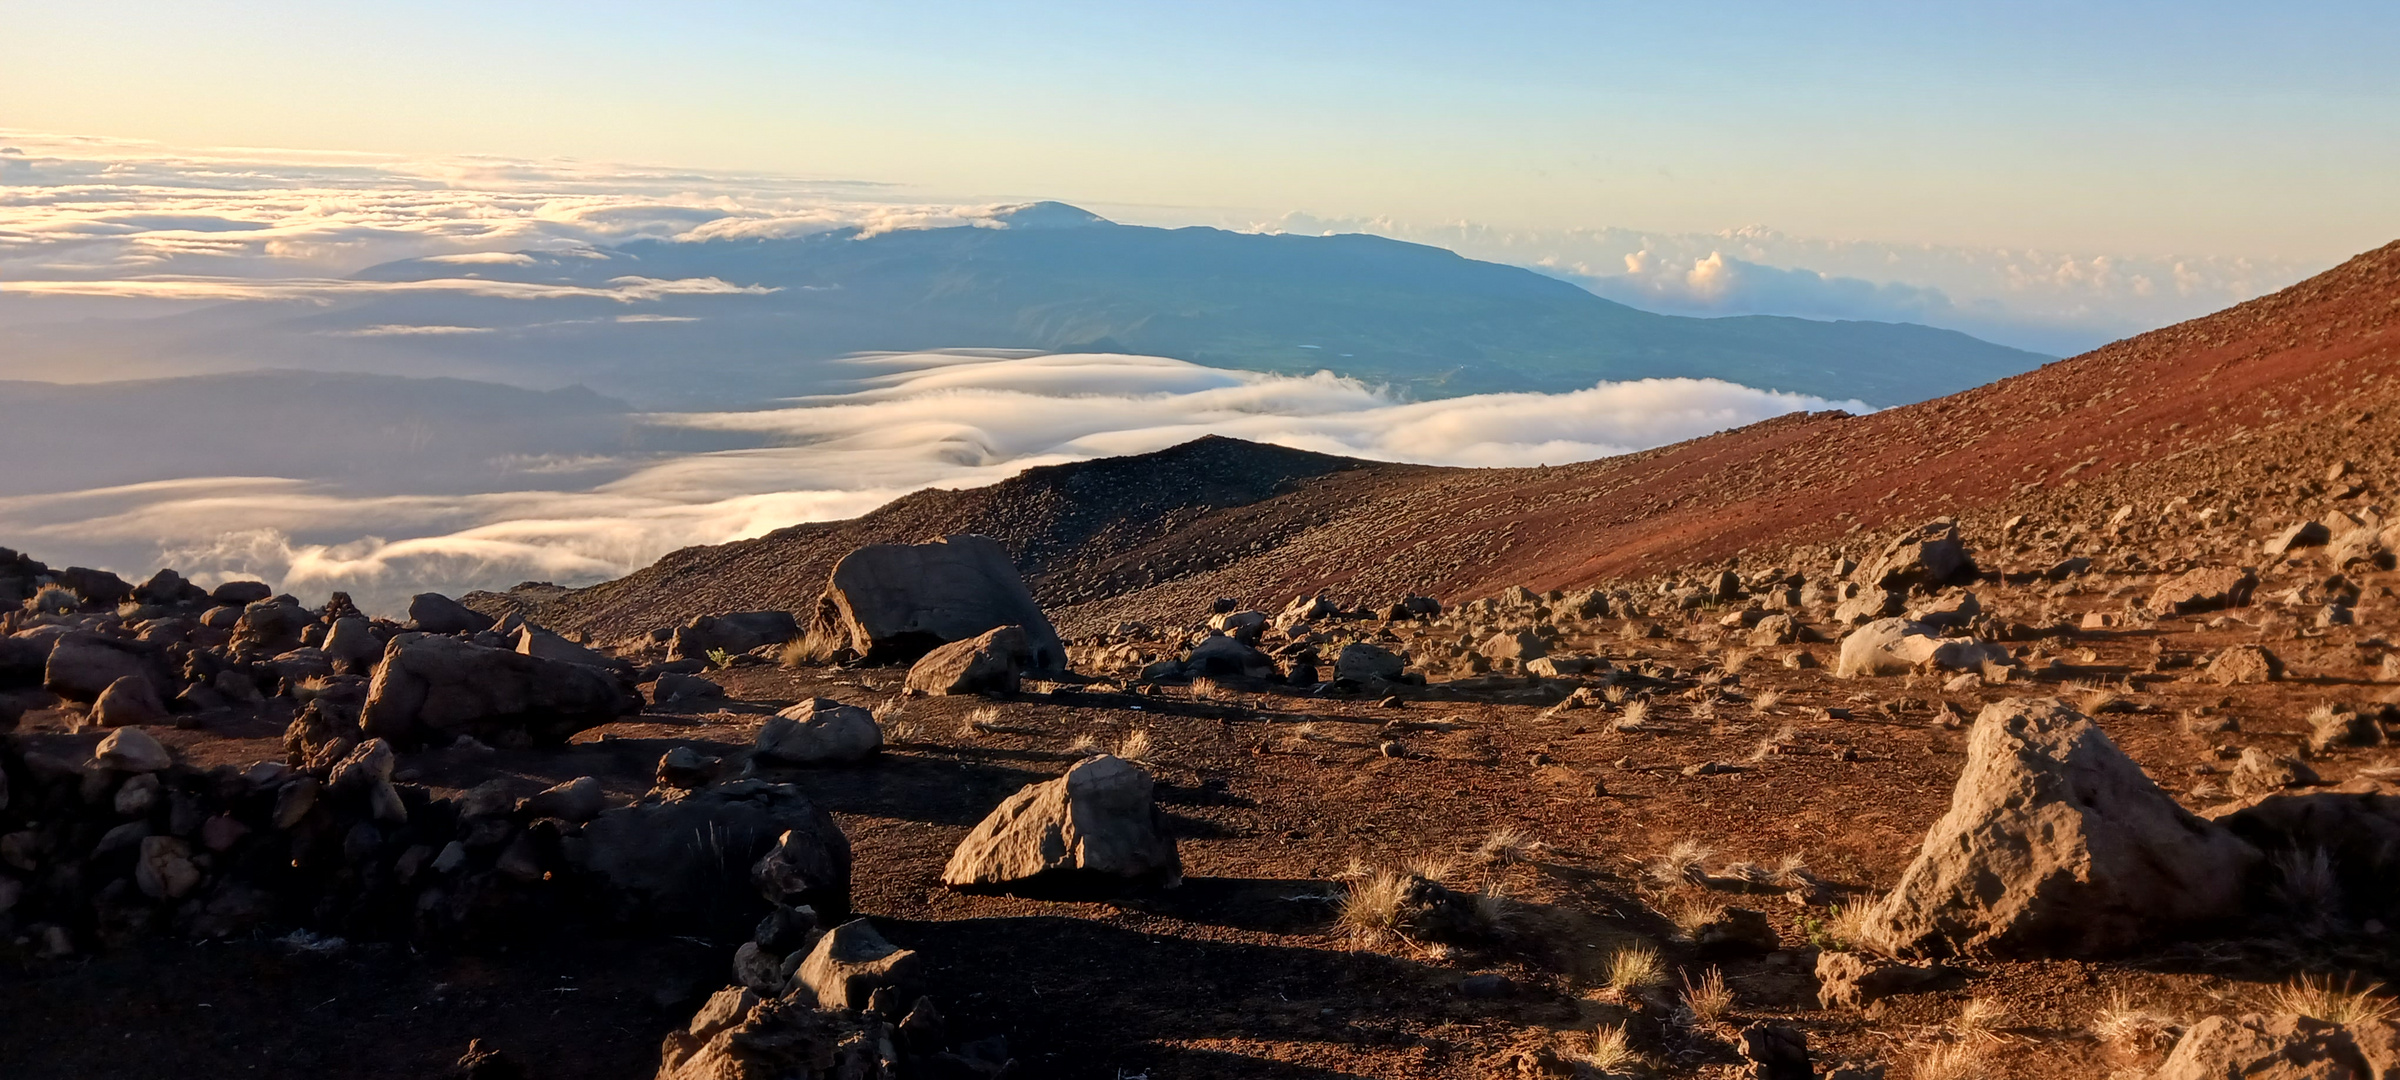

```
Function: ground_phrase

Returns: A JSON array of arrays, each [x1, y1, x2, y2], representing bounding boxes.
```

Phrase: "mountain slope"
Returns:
[[516, 237, 2400, 642], [325, 203, 2043, 406]]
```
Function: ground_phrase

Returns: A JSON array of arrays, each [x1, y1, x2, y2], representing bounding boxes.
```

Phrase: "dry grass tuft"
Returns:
[[1065, 733, 1100, 754], [1909, 1041, 1992, 1080], [1827, 901, 1891, 955], [1475, 828, 1544, 866], [1746, 723, 1798, 762], [1335, 867, 1411, 944], [1648, 838, 1713, 886], [959, 705, 1003, 739], [2270, 848, 2342, 927], [1669, 899, 1721, 940], [1680, 967, 1734, 1026], [1749, 688, 1784, 715], [2091, 991, 2181, 1056], [1580, 1024, 1639, 1072], [1953, 997, 2004, 1044], [1612, 697, 1653, 732], [779, 630, 845, 668], [1721, 649, 1753, 675], [1190, 676, 1223, 699], [1604, 944, 1666, 994], [1114, 727, 1154, 762], [2264, 973, 2397, 1024]]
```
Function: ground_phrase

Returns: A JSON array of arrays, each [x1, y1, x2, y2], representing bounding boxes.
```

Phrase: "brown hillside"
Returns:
[[516, 239, 2400, 642]]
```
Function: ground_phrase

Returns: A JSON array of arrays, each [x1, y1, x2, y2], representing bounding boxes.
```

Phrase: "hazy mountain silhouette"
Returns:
[[0, 204, 2047, 408]]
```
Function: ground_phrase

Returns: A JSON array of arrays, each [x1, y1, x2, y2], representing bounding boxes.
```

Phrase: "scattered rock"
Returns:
[[520, 776, 607, 823], [656, 747, 724, 790], [1735, 1022, 1813, 1080], [794, 918, 922, 1010], [407, 592, 495, 635], [91, 675, 167, 728], [1865, 697, 2260, 957], [359, 634, 640, 748], [2148, 566, 2257, 616], [2229, 747, 2318, 796], [1814, 951, 1950, 1009], [570, 780, 852, 933], [807, 535, 1063, 668], [904, 625, 1033, 695], [2153, 1014, 2397, 1080], [1835, 618, 2008, 678], [942, 754, 1181, 892], [2263, 520, 2334, 557], [1856, 519, 1976, 591], [651, 671, 724, 705], [1333, 641, 1408, 683], [668, 611, 799, 662], [755, 699, 883, 765], [94, 726, 173, 772], [2206, 644, 2284, 685]]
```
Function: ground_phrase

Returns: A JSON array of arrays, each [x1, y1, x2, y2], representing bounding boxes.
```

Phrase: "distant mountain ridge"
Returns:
[[333, 202, 2044, 406]]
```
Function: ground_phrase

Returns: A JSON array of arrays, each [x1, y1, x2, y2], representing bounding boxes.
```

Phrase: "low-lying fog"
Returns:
[[1, 351, 1865, 615]]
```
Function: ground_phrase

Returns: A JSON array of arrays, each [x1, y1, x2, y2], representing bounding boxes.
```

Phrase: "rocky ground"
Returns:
[[3, 242, 2399, 1079]]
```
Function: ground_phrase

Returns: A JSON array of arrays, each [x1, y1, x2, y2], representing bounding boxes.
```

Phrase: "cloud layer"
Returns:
[[3, 352, 1864, 617]]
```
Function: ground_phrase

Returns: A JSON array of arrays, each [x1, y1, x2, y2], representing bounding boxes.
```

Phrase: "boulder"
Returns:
[[1833, 588, 1903, 626], [515, 625, 623, 670], [752, 824, 854, 917], [2148, 566, 2257, 616], [655, 988, 869, 1080], [231, 599, 310, 656], [1481, 630, 1547, 661], [1864, 698, 2260, 957], [94, 726, 173, 772], [807, 535, 1062, 668], [1332, 642, 1407, 683], [134, 569, 207, 607], [406, 592, 494, 635], [2263, 520, 2334, 557], [656, 746, 724, 790], [1747, 613, 1800, 647], [321, 616, 381, 674], [754, 699, 883, 765], [652, 671, 724, 705], [358, 634, 640, 748], [1734, 1024, 1813, 1080], [1906, 591, 1981, 631], [794, 919, 923, 1011], [2229, 747, 2316, 796], [210, 581, 273, 606], [668, 611, 799, 662], [942, 754, 1180, 892], [1183, 634, 1276, 679], [43, 633, 159, 701], [1856, 520, 1976, 591], [135, 835, 201, 900], [56, 566, 133, 606], [520, 776, 607, 823], [2218, 791, 2400, 924], [2153, 1014, 2397, 1080], [904, 626, 1032, 696], [1835, 618, 2007, 678], [2208, 644, 2284, 685], [1814, 951, 1950, 1009], [570, 780, 851, 932], [92, 675, 168, 728]]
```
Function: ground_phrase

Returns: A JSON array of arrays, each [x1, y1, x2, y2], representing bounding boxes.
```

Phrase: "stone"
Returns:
[[2264, 520, 2334, 557], [92, 675, 168, 728], [903, 625, 1032, 695], [1906, 591, 1981, 631], [730, 941, 785, 997], [407, 592, 494, 635], [210, 581, 273, 606], [806, 535, 1062, 668], [231, 599, 310, 656], [1333, 642, 1407, 683], [656, 747, 723, 789], [43, 633, 158, 701], [1184, 634, 1276, 679], [1865, 697, 2260, 957], [1276, 592, 1340, 630], [134, 569, 207, 606], [1686, 905, 1781, 958], [942, 754, 1181, 891], [2148, 566, 2257, 616], [1747, 613, 1799, 647], [655, 988, 862, 1080], [359, 634, 639, 748], [1856, 519, 1976, 591], [1836, 618, 2008, 678], [321, 616, 382, 674], [113, 771, 160, 816], [753, 826, 855, 918], [56, 566, 133, 606], [651, 671, 723, 705], [794, 918, 923, 1011], [1833, 588, 1903, 626], [2207, 644, 2284, 685], [2229, 747, 2318, 796], [667, 611, 799, 662], [2153, 1014, 2389, 1080], [272, 777, 319, 829], [514, 624, 621, 671], [1735, 1023, 1813, 1080], [570, 780, 851, 932], [94, 726, 172, 772], [1481, 630, 1548, 661], [755, 699, 883, 765], [520, 776, 607, 823], [134, 835, 201, 899], [1814, 951, 1949, 1009]]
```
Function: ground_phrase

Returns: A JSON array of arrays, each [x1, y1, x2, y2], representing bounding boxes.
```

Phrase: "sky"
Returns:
[[6, 1, 2395, 264]]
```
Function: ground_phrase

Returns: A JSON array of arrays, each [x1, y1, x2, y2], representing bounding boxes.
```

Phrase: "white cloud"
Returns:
[[0, 273, 778, 303], [421, 251, 537, 265], [3, 351, 1865, 616]]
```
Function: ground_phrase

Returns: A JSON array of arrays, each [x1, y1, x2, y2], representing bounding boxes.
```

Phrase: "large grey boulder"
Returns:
[[358, 634, 639, 748], [569, 779, 851, 932], [794, 918, 923, 1011], [1835, 618, 2008, 678], [754, 699, 883, 765], [1864, 698, 2260, 957], [321, 616, 381, 674], [668, 611, 798, 662], [43, 632, 160, 701], [1855, 519, 1976, 591], [514, 624, 626, 672], [904, 625, 1032, 696], [808, 535, 1062, 669], [942, 754, 1180, 892], [405, 592, 493, 635]]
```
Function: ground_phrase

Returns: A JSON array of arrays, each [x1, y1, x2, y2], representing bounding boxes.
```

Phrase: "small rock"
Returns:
[[2206, 644, 2283, 685], [519, 776, 606, 823], [795, 918, 922, 1011], [92, 675, 168, 728], [655, 746, 723, 789], [94, 727, 172, 772], [754, 699, 883, 765]]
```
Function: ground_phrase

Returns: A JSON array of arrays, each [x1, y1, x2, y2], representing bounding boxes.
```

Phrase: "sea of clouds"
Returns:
[[0, 351, 1866, 615]]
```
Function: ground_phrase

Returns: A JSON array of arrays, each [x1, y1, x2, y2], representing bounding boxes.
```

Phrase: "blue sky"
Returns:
[[8, 1, 2394, 260]]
